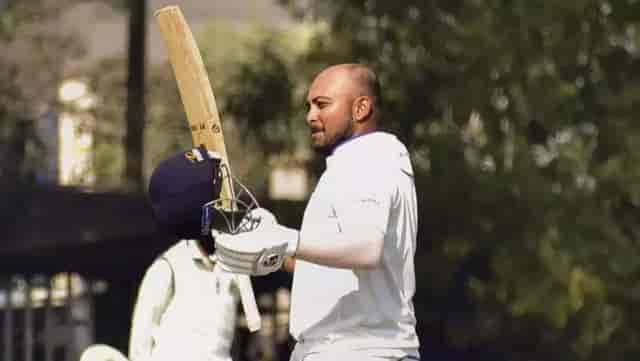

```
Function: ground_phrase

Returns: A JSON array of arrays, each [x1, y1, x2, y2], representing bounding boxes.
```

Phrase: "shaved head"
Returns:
[[315, 63, 382, 109], [305, 63, 383, 155]]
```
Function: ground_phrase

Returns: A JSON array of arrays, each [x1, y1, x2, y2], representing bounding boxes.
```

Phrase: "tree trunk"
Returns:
[[124, 0, 146, 192]]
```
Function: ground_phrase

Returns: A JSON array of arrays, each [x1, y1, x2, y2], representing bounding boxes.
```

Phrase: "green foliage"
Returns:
[[84, 58, 127, 190], [85, 20, 311, 195], [198, 21, 314, 193], [0, 0, 82, 191], [278, 0, 640, 359], [35, 1, 640, 358], [83, 55, 190, 191]]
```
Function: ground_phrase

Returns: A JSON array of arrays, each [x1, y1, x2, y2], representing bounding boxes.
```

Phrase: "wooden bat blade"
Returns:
[[154, 5, 235, 210], [154, 5, 260, 332]]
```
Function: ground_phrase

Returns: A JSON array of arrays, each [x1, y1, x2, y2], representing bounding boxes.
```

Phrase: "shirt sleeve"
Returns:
[[128, 258, 174, 361], [332, 168, 394, 237]]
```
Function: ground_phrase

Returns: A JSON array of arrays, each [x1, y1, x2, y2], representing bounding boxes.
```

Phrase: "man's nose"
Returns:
[[306, 109, 317, 125]]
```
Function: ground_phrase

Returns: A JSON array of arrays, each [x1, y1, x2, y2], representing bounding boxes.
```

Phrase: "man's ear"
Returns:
[[352, 96, 372, 122]]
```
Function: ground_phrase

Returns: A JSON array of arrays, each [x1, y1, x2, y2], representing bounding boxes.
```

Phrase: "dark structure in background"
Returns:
[[0, 186, 164, 361], [124, 0, 147, 193], [0, 186, 303, 361]]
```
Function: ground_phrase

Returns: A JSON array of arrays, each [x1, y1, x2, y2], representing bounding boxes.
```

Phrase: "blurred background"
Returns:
[[2, 0, 640, 360]]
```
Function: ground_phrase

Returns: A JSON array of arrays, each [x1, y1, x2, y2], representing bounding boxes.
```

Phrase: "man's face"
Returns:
[[305, 69, 355, 154]]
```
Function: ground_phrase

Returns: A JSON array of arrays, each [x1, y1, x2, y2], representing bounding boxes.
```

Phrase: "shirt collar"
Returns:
[[326, 131, 395, 168]]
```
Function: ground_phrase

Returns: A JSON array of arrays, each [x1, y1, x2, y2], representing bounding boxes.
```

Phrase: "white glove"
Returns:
[[188, 147, 221, 162], [214, 208, 299, 276]]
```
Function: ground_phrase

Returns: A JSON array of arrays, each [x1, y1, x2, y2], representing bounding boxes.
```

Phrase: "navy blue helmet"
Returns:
[[148, 147, 222, 240]]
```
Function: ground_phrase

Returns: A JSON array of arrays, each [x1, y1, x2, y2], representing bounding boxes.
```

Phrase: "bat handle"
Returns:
[[235, 274, 261, 331], [218, 162, 238, 212], [198, 245, 261, 331]]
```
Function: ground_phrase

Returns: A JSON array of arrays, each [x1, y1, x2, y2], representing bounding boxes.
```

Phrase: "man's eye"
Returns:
[[317, 102, 328, 109]]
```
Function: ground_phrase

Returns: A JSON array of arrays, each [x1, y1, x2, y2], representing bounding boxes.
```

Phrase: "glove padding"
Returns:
[[214, 208, 299, 276], [189, 146, 221, 162]]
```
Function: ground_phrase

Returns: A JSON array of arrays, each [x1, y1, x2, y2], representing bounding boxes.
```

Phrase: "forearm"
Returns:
[[214, 208, 386, 275], [295, 229, 384, 270]]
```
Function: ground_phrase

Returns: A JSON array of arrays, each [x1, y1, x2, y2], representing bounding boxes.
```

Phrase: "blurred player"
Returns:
[[129, 147, 240, 361]]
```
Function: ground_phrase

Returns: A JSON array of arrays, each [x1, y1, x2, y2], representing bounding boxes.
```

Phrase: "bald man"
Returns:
[[214, 64, 420, 361]]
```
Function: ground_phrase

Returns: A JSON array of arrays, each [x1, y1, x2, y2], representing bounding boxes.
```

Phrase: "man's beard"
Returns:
[[314, 121, 354, 157], [314, 143, 335, 157]]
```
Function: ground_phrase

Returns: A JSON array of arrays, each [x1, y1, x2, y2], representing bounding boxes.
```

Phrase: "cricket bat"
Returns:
[[154, 5, 261, 332]]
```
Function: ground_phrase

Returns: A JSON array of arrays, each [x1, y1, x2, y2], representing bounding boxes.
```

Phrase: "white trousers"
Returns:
[[289, 342, 419, 361]]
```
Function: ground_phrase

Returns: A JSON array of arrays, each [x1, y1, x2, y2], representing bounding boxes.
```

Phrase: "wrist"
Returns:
[[282, 227, 299, 256]]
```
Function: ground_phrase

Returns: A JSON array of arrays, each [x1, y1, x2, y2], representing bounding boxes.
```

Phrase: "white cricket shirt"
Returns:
[[289, 132, 419, 352], [129, 240, 238, 361]]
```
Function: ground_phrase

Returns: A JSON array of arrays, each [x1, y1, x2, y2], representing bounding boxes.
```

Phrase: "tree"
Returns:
[[198, 21, 314, 195], [86, 19, 310, 195], [123, 0, 146, 193], [83, 0, 147, 193], [275, 1, 640, 360], [0, 0, 83, 215]]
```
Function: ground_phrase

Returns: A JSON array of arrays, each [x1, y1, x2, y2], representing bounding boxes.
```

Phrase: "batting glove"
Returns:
[[214, 208, 299, 276], [189, 146, 221, 162]]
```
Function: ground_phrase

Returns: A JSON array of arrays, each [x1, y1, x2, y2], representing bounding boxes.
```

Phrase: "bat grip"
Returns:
[[197, 244, 261, 331], [217, 163, 238, 212], [236, 275, 261, 332]]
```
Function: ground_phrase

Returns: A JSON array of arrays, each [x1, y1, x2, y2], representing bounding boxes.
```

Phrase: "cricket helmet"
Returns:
[[148, 146, 259, 241]]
